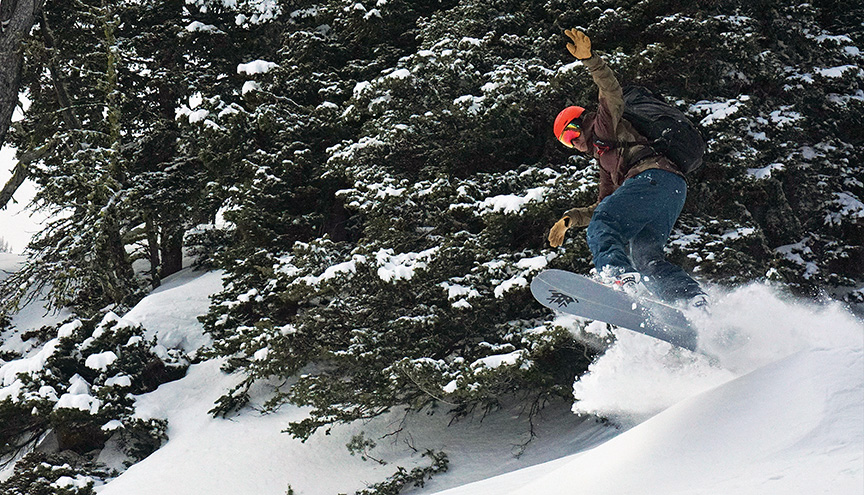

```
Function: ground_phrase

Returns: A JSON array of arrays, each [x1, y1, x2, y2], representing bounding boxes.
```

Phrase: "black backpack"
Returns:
[[618, 85, 706, 174]]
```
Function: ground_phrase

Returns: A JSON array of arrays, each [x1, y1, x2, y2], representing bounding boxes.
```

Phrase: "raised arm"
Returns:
[[564, 29, 624, 138]]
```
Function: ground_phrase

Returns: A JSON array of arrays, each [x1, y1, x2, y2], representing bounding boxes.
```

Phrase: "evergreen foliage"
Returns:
[[183, 1, 864, 470], [2, 0, 241, 314], [4, 0, 140, 314], [0, 0, 860, 490], [199, 2, 603, 444], [0, 315, 183, 471], [353, 449, 449, 495], [0, 451, 107, 495], [196, 0, 863, 453]]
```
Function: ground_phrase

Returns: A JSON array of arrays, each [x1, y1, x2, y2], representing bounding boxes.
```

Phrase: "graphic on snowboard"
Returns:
[[547, 290, 577, 308], [531, 269, 699, 352]]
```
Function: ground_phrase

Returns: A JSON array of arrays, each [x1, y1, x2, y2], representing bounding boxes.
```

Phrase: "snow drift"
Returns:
[[3, 259, 862, 494], [432, 283, 864, 495], [93, 273, 863, 495]]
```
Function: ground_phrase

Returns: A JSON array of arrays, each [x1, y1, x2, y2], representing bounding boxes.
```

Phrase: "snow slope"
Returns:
[[120, 267, 223, 356], [95, 268, 618, 495], [3, 262, 861, 494], [434, 347, 863, 495], [98, 359, 615, 495], [0, 253, 71, 357], [432, 285, 864, 495]]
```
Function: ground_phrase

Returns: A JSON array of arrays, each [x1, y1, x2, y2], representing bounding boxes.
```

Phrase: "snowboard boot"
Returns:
[[613, 272, 641, 296]]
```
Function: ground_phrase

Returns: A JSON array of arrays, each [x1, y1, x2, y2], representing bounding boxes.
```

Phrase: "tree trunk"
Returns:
[[0, 140, 51, 209], [0, 0, 47, 146], [101, 205, 136, 307], [159, 224, 183, 279], [0, 0, 48, 209], [145, 215, 161, 289]]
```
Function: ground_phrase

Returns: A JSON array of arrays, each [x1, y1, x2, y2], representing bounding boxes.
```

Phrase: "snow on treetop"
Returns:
[[515, 254, 552, 272], [58, 319, 83, 339], [54, 374, 102, 414], [353, 80, 372, 98], [721, 227, 756, 241], [85, 351, 119, 371], [376, 247, 439, 283], [185, 21, 221, 33], [1, 338, 61, 390], [295, 255, 368, 286], [453, 94, 485, 115], [459, 37, 482, 47], [826, 192, 864, 225], [237, 60, 278, 75], [816, 65, 862, 78], [385, 68, 412, 80], [493, 277, 527, 298], [747, 162, 785, 179], [477, 186, 547, 215], [241, 81, 261, 95], [470, 350, 526, 369], [768, 106, 803, 126], [690, 96, 750, 126], [439, 282, 480, 301], [52, 475, 95, 491]]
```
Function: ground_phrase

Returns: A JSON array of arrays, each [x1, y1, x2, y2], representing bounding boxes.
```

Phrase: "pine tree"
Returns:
[[3, 0, 140, 314], [202, 0, 602, 437], [200, 0, 863, 446], [2, 0, 246, 311]]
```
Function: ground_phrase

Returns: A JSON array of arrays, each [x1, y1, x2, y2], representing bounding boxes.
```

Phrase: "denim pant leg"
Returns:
[[585, 205, 638, 274], [630, 224, 704, 303], [587, 170, 672, 274], [586, 169, 701, 301]]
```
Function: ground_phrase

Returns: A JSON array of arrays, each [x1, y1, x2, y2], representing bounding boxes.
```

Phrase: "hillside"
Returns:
[[0, 0, 861, 493], [3, 256, 860, 494], [435, 344, 863, 495], [99, 271, 864, 495]]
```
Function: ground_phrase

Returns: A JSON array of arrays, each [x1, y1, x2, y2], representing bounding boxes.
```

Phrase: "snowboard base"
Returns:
[[531, 269, 699, 352]]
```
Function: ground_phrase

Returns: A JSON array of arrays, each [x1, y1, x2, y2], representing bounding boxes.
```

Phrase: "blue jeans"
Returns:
[[585, 169, 702, 302]]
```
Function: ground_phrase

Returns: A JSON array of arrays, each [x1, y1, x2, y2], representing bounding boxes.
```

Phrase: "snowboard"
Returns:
[[530, 269, 699, 352]]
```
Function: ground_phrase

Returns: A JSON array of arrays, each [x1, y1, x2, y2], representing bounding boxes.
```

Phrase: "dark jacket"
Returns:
[[578, 54, 681, 203]]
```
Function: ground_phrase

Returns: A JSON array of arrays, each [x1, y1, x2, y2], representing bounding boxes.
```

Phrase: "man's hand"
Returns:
[[567, 206, 595, 228], [548, 205, 596, 247], [565, 29, 592, 60], [548, 216, 571, 248]]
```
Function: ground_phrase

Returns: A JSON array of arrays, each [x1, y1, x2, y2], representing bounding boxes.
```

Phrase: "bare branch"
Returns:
[[0, 139, 55, 209]]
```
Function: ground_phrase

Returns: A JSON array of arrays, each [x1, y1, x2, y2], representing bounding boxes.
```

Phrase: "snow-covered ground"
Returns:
[[432, 285, 864, 495], [0, 253, 71, 357], [2, 257, 862, 494], [435, 346, 862, 495]]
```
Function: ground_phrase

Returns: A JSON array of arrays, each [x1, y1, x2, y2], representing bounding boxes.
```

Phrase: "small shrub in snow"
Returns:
[[0, 451, 108, 495], [352, 449, 449, 495], [0, 314, 186, 465]]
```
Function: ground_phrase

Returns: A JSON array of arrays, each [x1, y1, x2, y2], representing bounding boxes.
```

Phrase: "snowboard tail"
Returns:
[[531, 269, 699, 352]]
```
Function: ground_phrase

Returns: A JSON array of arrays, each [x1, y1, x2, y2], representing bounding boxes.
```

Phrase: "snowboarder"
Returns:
[[548, 29, 708, 309]]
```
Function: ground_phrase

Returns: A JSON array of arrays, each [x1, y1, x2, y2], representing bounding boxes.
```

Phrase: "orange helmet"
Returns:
[[553, 106, 585, 147]]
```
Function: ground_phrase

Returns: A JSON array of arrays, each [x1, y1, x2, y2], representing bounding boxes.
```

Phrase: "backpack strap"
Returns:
[[594, 138, 661, 164], [596, 124, 677, 149]]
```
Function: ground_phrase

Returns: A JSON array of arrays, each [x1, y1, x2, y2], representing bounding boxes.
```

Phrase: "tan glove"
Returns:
[[566, 205, 596, 228], [548, 217, 571, 248], [548, 204, 597, 248], [565, 29, 592, 60]]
